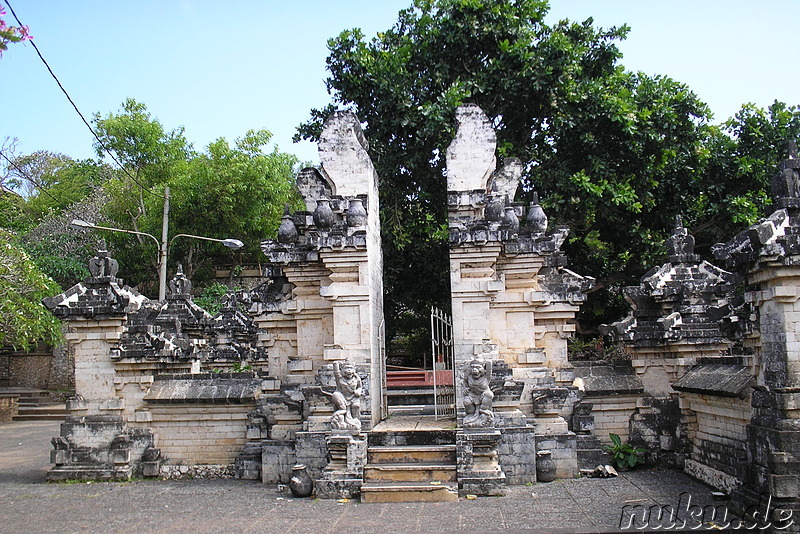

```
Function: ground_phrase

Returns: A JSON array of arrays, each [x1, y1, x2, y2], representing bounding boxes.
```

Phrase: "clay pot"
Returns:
[[278, 214, 299, 244], [289, 464, 313, 497], [536, 450, 557, 483], [501, 206, 520, 231], [525, 193, 548, 234], [346, 198, 367, 227], [313, 198, 335, 229]]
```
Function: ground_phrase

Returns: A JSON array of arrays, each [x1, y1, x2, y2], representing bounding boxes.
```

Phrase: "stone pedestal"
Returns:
[[315, 431, 367, 499], [456, 429, 506, 496]]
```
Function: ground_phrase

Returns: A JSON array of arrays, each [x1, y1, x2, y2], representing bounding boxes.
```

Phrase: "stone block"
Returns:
[[769, 474, 799, 499]]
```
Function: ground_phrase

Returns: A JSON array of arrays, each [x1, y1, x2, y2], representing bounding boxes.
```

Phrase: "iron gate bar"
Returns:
[[430, 306, 456, 419]]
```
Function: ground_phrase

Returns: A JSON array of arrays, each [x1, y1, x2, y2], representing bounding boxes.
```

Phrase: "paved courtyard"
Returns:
[[0, 420, 747, 534]]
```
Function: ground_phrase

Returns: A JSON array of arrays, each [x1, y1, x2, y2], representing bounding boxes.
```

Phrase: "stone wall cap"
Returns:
[[672, 364, 753, 398]]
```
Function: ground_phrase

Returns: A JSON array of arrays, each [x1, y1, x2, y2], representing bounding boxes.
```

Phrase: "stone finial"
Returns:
[[665, 215, 697, 261], [325, 361, 362, 431], [446, 104, 497, 192], [168, 264, 192, 299], [525, 192, 548, 234], [462, 356, 495, 428], [277, 205, 299, 244], [773, 139, 800, 202], [87, 241, 119, 280]]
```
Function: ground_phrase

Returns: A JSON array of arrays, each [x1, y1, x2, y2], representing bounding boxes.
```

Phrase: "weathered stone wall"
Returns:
[[681, 393, 750, 493], [149, 404, 254, 465]]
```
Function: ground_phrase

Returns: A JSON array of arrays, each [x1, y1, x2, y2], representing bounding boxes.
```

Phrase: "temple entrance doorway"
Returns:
[[383, 307, 456, 420]]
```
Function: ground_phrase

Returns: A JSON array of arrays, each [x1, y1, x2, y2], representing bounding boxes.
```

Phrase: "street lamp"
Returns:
[[70, 219, 244, 301]]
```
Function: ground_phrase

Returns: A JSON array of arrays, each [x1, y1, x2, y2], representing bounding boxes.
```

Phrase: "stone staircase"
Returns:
[[11, 389, 69, 421], [360, 417, 459, 502]]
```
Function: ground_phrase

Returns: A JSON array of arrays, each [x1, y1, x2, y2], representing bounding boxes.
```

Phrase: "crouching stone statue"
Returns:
[[462, 356, 495, 428], [326, 361, 362, 431]]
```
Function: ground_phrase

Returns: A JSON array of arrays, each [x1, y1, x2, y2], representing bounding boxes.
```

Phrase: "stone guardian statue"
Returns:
[[326, 361, 362, 431], [462, 356, 495, 428]]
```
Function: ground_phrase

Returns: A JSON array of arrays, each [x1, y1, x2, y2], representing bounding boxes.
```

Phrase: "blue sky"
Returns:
[[2, 1, 799, 167]]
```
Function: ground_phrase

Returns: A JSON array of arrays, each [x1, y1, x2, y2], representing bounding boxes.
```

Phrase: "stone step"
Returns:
[[367, 445, 456, 465], [368, 428, 456, 447], [12, 403, 69, 421], [364, 463, 457, 483], [360, 482, 459, 503]]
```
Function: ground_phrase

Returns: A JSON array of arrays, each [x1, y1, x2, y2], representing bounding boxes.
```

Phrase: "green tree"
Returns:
[[298, 0, 712, 335], [93, 99, 299, 294], [690, 101, 800, 251], [170, 130, 301, 278], [0, 229, 62, 350]]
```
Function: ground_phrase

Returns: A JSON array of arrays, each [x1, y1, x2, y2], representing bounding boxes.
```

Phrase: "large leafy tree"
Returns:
[[93, 99, 300, 293], [298, 0, 712, 336]]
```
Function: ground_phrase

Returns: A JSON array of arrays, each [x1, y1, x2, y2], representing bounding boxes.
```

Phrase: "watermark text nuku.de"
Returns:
[[619, 492, 795, 530]]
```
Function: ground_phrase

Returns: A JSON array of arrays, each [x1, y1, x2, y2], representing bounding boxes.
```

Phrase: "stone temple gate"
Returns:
[[42, 106, 799, 517]]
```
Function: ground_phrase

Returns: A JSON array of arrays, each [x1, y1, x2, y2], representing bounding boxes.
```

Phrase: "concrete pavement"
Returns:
[[0, 420, 747, 533]]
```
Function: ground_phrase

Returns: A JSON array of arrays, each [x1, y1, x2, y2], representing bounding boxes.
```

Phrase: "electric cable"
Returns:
[[3, 0, 163, 199]]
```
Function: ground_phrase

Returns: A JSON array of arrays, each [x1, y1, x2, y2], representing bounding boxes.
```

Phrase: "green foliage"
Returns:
[[0, 229, 62, 350], [603, 433, 646, 469], [93, 100, 301, 294], [194, 282, 236, 315], [231, 362, 252, 373]]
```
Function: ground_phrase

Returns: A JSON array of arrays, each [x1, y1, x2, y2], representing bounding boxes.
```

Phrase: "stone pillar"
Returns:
[[261, 111, 384, 429], [43, 246, 153, 480], [446, 104, 593, 479], [710, 144, 800, 524]]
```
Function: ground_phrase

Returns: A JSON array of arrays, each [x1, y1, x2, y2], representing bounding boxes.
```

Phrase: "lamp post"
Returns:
[[71, 208, 243, 300]]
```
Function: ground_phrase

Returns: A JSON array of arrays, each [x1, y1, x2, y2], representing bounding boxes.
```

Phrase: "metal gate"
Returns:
[[378, 318, 388, 420], [430, 307, 456, 419]]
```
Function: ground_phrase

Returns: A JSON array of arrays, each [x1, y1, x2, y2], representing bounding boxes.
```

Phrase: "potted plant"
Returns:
[[603, 433, 646, 470]]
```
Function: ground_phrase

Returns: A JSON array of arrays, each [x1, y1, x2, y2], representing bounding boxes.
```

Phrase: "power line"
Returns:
[[0, 150, 69, 210], [3, 0, 163, 199]]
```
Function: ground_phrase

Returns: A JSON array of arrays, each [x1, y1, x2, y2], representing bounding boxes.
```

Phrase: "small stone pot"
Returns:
[[525, 196, 548, 234], [536, 450, 557, 483], [289, 464, 313, 497], [278, 214, 299, 244], [501, 206, 520, 231], [313, 198, 335, 229], [346, 198, 367, 227]]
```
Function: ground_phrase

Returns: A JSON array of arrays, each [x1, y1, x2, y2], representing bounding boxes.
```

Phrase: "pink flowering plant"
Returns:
[[0, 6, 32, 56]]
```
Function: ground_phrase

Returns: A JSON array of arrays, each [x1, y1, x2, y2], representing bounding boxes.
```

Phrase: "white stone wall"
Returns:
[[149, 404, 254, 465]]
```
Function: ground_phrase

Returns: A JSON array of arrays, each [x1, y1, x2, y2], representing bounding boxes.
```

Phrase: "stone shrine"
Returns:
[[40, 105, 798, 522]]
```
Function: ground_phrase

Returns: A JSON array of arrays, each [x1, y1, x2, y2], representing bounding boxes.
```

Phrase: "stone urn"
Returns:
[[289, 464, 313, 497], [500, 206, 520, 231], [525, 193, 548, 234], [536, 450, 556, 483], [346, 198, 367, 227], [313, 198, 335, 229], [278, 213, 299, 244]]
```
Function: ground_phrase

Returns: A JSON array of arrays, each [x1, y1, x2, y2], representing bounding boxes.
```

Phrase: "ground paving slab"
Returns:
[[0, 420, 754, 534]]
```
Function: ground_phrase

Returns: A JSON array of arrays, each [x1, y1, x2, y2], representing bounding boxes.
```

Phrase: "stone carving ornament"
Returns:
[[326, 361, 363, 431], [463, 356, 495, 428]]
